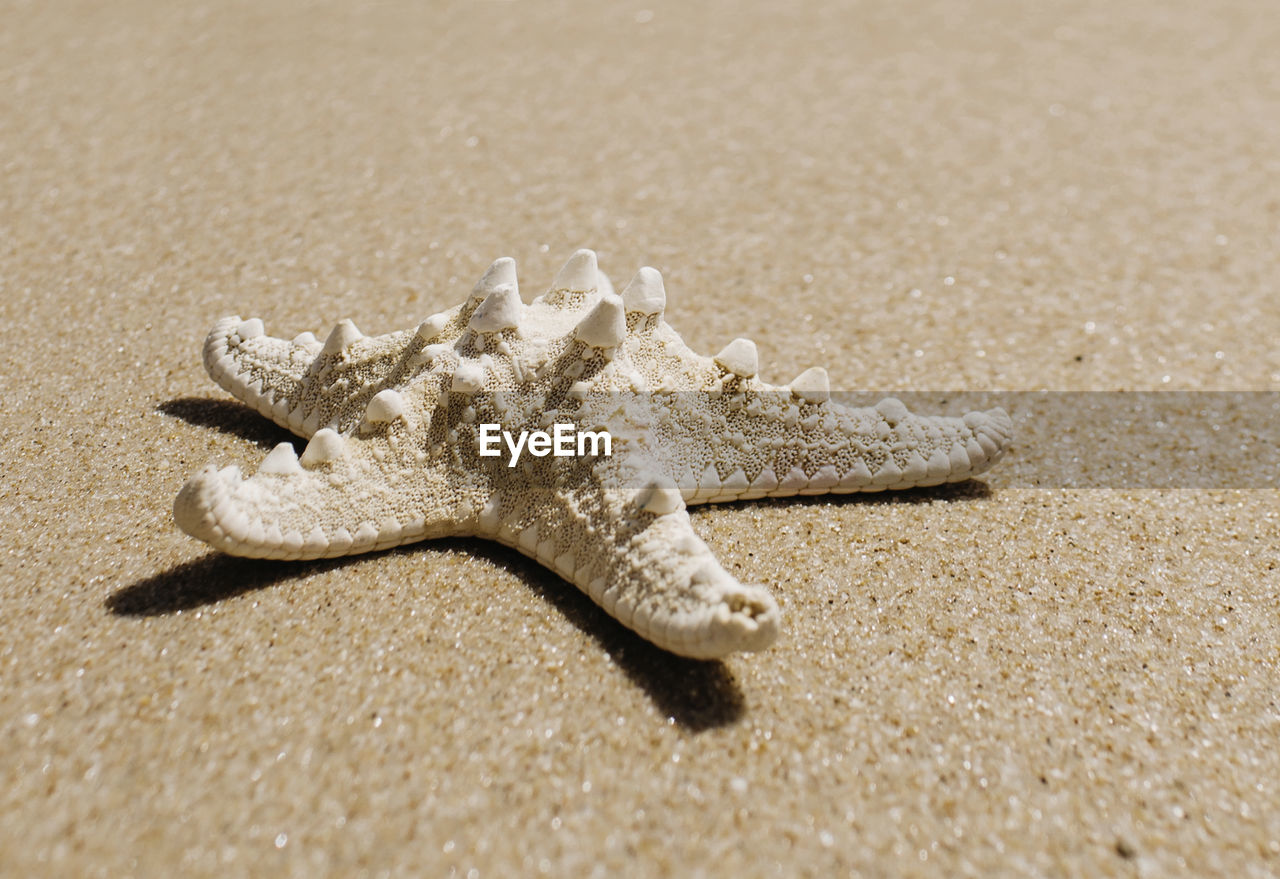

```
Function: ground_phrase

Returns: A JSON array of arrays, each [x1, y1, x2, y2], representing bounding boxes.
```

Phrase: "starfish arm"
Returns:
[[622, 323, 1013, 505], [482, 478, 780, 660], [202, 315, 436, 438], [174, 425, 480, 560], [671, 388, 1013, 506]]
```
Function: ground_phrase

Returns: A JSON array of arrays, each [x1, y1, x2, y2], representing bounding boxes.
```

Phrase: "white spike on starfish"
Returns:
[[468, 284, 523, 335], [789, 366, 830, 403], [321, 319, 362, 355], [714, 338, 759, 378], [471, 256, 517, 300], [573, 293, 627, 348], [363, 388, 409, 428], [551, 248, 598, 294], [174, 250, 1014, 659], [621, 267, 666, 316]]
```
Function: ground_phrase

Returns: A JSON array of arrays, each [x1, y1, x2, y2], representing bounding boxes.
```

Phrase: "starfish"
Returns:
[[175, 250, 1012, 658]]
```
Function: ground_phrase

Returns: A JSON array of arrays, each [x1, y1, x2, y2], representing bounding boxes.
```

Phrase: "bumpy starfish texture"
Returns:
[[175, 250, 1013, 659]]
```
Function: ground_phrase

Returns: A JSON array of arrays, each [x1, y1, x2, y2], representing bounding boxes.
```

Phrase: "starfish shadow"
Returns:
[[453, 539, 746, 732], [158, 397, 298, 448], [108, 545, 744, 732], [685, 478, 994, 525], [798, 478, 994, 507], [106, 554, 345, 616]]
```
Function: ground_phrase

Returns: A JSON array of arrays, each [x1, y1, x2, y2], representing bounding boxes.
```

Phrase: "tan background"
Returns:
[[3, 0, 1278, 875]]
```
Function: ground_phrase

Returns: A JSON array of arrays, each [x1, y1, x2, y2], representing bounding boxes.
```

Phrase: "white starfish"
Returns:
[[175, 250, 1012, 658]]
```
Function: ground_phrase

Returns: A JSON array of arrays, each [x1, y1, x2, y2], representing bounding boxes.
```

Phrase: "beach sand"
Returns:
[[2, 0, 1278, 875]]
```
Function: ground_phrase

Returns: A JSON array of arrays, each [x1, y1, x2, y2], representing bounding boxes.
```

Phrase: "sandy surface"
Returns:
[[3, 0, 1279, 875]]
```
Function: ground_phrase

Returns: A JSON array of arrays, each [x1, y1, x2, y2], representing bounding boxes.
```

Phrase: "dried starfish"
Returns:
[[175, 250, 1012, 658]]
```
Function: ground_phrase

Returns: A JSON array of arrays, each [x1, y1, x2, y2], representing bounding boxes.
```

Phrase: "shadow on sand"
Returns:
[[108, 540, 747, 731], [158, 397, 297, 449]]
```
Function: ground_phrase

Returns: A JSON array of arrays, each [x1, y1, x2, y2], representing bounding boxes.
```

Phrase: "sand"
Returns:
[[3, 0, 1278, 875]]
